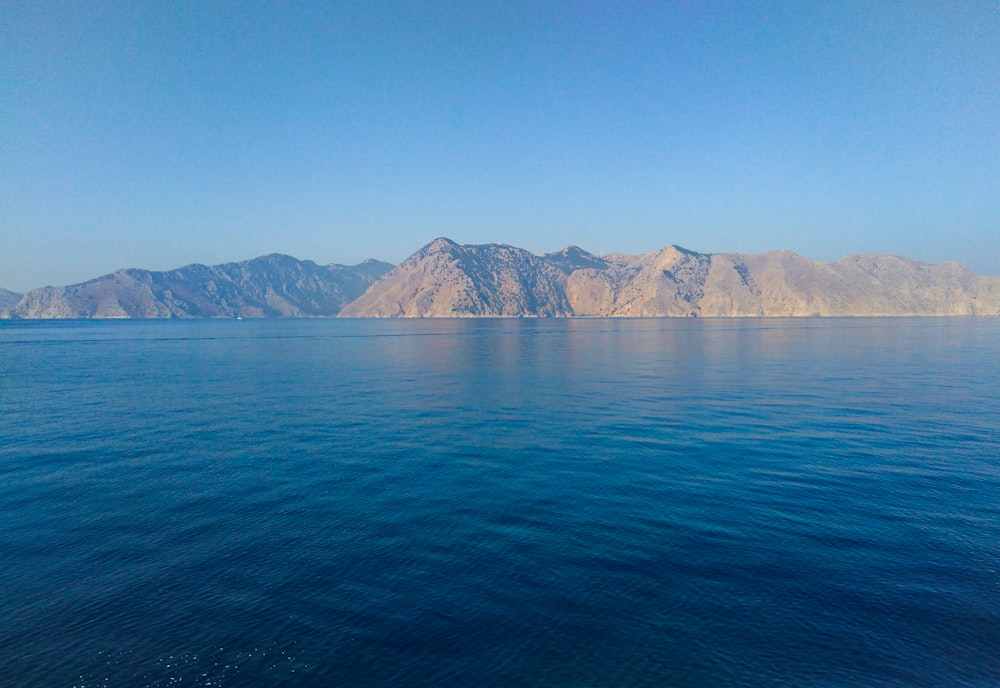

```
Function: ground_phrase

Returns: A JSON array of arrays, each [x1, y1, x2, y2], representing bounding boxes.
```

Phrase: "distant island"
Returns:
[[3, 239, 999, 318]]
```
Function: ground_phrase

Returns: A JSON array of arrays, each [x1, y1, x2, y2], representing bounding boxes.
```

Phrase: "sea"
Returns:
[[1, 317, 998, 687]]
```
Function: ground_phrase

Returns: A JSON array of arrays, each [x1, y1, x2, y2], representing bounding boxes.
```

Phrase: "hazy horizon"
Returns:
[[6, 235, 1000, 295], [3, 2, 999, 292]]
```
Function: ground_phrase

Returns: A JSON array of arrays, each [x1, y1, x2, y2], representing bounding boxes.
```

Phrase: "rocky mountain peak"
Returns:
[[343, 241, 1000, 318], [4, 255, 393, 319], [542, 246, 609, 274], [5, 241, 999, 319], [421, 237, 461, 255]]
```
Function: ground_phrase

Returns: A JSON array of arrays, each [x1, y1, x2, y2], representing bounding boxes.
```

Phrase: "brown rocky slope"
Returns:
[[6, 254, 393, 318], [341, 239, 1000, 317]]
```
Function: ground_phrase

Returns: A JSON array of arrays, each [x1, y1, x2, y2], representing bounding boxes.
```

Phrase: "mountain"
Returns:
[[339, 238, 575, 317], [6, 241, 999, 319], [341, 239, 1000, 317], [6, 255, 393, 319], [0, 287, 22, 313]]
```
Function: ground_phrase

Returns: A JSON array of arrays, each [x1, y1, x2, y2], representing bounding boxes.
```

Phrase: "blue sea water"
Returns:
[[1, 317, 999, 687]]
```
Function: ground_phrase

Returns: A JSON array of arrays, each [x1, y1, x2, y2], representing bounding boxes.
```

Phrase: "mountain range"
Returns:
[[3, 239, 999, 318], [1, 254, 392, 319], [340, 238, 1000, 317]]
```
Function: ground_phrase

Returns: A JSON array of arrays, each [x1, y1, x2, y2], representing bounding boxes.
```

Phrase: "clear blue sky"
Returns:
[[2, 1, 998, 291]]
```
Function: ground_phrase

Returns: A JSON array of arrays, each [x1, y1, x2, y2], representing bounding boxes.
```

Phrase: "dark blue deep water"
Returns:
[[2, 318, 999, 687]]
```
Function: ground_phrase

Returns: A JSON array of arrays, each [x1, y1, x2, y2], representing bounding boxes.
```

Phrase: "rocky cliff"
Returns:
[[341, 239, 1000, 317], [7, 241, 999, 319], [339, 238, 575, 317], [6, 255, 393, 318]]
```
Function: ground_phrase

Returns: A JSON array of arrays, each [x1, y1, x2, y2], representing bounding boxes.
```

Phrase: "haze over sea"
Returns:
[[2, 318, 999, 687]]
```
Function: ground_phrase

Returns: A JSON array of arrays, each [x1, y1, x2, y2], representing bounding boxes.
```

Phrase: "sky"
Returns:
[[2, 1, 999, 291]]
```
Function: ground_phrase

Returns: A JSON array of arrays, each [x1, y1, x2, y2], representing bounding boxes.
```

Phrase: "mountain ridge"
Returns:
[[4, 255, 393, 319], [0, 287, 22, 313], [342, 239, 1000, 318], [5, 241, 999, 318]]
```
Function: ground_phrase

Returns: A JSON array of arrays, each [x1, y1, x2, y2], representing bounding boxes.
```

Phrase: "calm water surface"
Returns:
[[1, 318, 998, 687]]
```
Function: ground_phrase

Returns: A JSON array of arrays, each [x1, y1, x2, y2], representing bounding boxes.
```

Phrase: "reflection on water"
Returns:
[[1, 318, 999, 687]]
